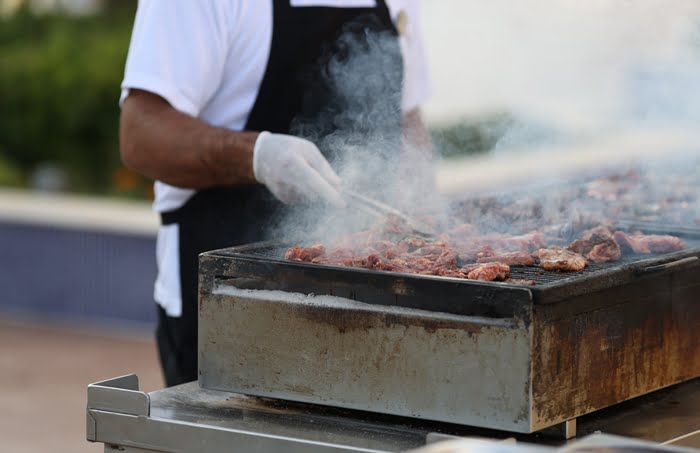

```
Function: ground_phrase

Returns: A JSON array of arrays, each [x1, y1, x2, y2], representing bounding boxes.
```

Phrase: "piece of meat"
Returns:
[[399, 236, 428, 251], [636, 234, 684, 253], [614, 230, 649, 254], [433, 249, 458, 270], [364, 253, 397, 271], [586, 239, 621, 262], [536, 247, 588, 272], [568, 226, 613, 254], [614, 231, 684, 255], [568, 226, 621, 263], [461, 262, 510, 281], [285, 244, 326, 262]]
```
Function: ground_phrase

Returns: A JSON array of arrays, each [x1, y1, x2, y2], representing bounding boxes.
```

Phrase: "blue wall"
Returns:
[[0, 220, 157, 324]]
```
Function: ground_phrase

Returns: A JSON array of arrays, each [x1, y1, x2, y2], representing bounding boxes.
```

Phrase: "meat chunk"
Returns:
[[568, 226, 621, 263], [587, 240, 621, 262], [614, 231, 684, 255], [284, 244, 325, 262], [461, 262, 510, 281], [536, 247, 588, 272]]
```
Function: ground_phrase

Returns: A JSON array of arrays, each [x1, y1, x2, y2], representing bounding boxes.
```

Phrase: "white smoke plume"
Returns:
[[423, 0, 700, 232], [270, 1, 700, 242], [423, 0, 700, 134], [269, 22, 410, 241]]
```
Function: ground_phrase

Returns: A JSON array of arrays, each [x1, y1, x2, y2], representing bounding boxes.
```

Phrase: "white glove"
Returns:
[[253, 132, 344, 206]]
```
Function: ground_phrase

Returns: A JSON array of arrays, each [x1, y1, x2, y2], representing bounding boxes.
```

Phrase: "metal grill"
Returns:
[[224, 235, 700, 287]]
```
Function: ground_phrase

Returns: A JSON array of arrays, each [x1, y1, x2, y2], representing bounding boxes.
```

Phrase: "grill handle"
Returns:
[[636, 256, 700, 276]]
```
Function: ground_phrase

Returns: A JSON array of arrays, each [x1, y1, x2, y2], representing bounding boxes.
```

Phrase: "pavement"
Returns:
[[0, 316, 163, 453]]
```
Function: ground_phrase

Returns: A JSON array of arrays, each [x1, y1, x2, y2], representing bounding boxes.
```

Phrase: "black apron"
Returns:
[[157, 0, 403, 386]]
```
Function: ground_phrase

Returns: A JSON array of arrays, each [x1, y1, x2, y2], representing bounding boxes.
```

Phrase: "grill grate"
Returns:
[[227, 235, 700, 287]]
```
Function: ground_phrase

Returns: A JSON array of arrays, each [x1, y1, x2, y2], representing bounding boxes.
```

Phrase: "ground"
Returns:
[[0, 317, 163, 453]]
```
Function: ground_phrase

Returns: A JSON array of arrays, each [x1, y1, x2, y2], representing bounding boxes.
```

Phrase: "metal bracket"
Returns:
[[86, 374, 150, 442]]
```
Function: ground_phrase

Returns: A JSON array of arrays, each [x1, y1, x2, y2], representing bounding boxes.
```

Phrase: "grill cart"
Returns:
[[87, 227, 700, 452]]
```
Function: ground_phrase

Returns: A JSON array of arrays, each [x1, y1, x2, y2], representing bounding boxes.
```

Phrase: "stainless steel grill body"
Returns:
[[197, 235, 700, 433]]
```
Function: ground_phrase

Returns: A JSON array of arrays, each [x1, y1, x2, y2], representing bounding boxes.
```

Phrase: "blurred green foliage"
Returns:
[[0, 3, 508, 198], [431, 114, 512, 159], [0, 3, 149, 196]]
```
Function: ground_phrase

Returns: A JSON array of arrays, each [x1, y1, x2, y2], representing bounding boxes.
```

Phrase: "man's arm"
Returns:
[[120, 89, 343, 205], [119, 89, 259, 189]]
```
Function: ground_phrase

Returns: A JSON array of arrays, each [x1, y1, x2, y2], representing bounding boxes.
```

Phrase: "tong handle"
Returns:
[[342, 189, 399, 217], [341, 189, 437, 237]]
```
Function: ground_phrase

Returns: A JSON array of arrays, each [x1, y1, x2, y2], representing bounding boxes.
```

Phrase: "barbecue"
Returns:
[[86, 164, 700, 452], [283, 215, 685, 283], [189, 162, 700, 438]]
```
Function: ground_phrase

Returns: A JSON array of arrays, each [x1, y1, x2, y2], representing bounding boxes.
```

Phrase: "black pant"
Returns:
[[156, 304, 197, 386]]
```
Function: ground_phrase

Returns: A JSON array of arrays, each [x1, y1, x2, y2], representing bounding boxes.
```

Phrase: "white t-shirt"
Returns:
[[121, 0, 432, 316]]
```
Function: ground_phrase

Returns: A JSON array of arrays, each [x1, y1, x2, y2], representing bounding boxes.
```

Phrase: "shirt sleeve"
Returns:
[[400, 0, 432, 113], [120, 0, 231, 117]]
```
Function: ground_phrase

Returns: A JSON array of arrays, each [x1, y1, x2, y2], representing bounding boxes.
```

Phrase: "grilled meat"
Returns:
[[536, 247, 588, 272], [614, 231, 684, 255], [568, 226, 621, 263], [461, 262, 510, 281], [285, 244, 325, 262], [587, 240, 622, 262], [286, 203, 686, 282]]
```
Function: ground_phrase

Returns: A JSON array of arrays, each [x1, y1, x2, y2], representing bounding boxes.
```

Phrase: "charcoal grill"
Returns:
[[197, 227, 700, 435]]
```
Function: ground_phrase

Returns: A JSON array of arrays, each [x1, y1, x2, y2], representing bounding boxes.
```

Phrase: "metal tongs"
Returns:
[[341, 188, 438, 238]]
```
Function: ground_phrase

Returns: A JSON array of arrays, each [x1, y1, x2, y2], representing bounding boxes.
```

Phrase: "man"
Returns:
[[119, 0, 432, 387]]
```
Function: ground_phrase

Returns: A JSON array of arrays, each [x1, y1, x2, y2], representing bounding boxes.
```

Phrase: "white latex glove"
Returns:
[[253, 132, 344, 206]]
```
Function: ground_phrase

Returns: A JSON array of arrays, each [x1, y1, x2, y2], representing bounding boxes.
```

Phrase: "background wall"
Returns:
[[0, 191, 158, 325]]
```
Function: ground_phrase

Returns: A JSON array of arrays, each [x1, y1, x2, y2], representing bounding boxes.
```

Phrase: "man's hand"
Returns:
[[253, 132, 344, 206]]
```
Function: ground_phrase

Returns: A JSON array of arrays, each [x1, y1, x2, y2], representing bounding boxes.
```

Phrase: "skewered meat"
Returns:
[[536, 247, 588, 272]]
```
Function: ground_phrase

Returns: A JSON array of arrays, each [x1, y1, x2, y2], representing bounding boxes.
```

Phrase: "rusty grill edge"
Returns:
[[196, 227, 700, 434]]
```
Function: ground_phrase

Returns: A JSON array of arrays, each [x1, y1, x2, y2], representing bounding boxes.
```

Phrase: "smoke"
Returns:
[[420, 0, 700, 233], [270, 2, 700, 243], [269, 17, 417, 242], [423, 0, 700, 136]]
